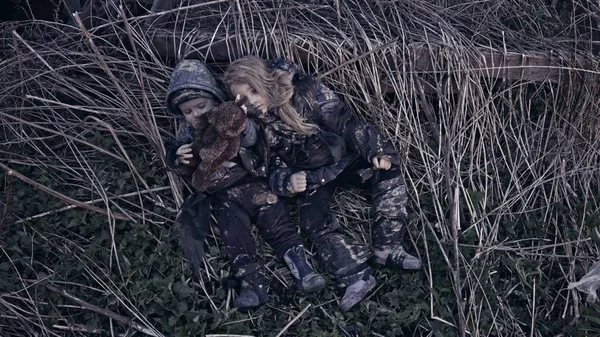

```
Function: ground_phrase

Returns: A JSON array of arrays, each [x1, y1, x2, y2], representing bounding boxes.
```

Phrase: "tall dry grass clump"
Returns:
[[0, 1, 599, 336]]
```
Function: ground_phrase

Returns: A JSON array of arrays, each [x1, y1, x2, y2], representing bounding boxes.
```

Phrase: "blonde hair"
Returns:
[[224, 55, 317, 135]]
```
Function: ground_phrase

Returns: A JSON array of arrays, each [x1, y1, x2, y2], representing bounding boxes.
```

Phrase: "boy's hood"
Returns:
[[166, 59, 227, 117]]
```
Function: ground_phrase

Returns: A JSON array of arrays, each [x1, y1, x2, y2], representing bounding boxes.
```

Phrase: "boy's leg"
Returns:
[[225, 181, 325, 293], [221, 181, 302, 258], [213, 191, 268, 309], [174, 193, 211, 277]]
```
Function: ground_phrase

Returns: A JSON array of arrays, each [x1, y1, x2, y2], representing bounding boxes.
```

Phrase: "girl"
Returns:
[[164, 59, 325, 310], [224, 56, 422, 311]]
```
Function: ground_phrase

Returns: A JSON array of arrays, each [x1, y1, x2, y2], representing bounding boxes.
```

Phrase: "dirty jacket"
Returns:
[[164, 59, 267, 192], [164, 119, 261, 192], [263, 58, 400, 196]]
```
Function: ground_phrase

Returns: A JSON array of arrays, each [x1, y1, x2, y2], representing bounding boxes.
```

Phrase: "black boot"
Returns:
[[233, 263, 269, 310], [283, 245, 326, 293]]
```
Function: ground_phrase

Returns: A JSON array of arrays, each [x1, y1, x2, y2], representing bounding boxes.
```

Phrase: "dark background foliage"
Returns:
[[1, 1, 599, 336]]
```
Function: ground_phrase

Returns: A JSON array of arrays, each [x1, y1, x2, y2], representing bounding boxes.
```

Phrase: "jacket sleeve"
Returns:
[[268, 155, 297, 197], [164, 123, 196, 178], [314, 83, 400, 164], [239, 118, 258, 147]]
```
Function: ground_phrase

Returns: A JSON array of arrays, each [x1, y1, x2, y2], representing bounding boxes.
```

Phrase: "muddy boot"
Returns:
[[339, 274, 377, 312], [373, 246, 422, 270], [233, 264, 269, 310], [235, 284, 267, 310], [284, 245, 326, 293]]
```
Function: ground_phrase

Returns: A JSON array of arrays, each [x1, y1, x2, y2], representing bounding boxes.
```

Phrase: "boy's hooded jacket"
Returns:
[[165, 60, 227, 117], [164, 59, 268, 192]]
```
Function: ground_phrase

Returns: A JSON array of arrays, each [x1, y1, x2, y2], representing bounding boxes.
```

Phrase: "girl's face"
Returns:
[[179, 97, 217, 124], [230, 82, 268, 113]]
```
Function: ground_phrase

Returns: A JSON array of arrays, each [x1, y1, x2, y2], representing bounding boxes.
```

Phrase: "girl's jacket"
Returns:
[[262, 58, 400, 196]]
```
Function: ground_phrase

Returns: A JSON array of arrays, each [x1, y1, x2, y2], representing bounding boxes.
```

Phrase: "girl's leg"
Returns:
[[336, 158, 421, 270], [299, 182, 372, 283], [369, 166, 422, 269], [298, 182, 375, 310]]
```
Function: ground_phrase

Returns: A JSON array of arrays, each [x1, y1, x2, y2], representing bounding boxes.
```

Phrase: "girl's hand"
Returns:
[[236, 94, 248, 114], [176, 144, 194, 165], [372, 155, 392, 170], [288, 171, 307, 193]]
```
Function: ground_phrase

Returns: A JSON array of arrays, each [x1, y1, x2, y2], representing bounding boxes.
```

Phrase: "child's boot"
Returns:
[[283, 245, 326, 293], [339, 274, 377, 312], [233, 263, 269, 310], [373, 245, 422, 270]]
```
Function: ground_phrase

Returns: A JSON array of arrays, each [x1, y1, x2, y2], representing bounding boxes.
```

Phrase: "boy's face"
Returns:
[[230, 82, 267, 113], [179, 97, 217, 124]]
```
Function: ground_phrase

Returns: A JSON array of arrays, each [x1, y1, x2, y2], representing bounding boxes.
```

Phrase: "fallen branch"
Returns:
[[149, 30, 599, 85], [0, 110, 123, 162], [52, 324, 102, 334], [0, 162, 130, 221], [46, 284, 161, 337], [274, 304, 311, 337], [10, 186, 170, 225]]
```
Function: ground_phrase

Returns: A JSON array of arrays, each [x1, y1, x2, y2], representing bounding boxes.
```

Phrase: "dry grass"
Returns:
[[1, 0, 599, 336]]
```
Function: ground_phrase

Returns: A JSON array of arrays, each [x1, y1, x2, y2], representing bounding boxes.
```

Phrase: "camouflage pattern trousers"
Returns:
[[297, 159, 409, 287]]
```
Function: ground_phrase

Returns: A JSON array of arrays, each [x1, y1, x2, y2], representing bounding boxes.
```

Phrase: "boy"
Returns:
[[164, 59, 325, 310]]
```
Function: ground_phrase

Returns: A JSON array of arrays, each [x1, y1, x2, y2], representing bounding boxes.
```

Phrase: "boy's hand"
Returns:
[[372, 155, 392, 170], [176, 144, 194, 165], [287, 171, 307, 193]]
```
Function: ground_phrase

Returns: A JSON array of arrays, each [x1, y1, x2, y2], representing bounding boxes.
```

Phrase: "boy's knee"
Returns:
[[252, 191, 279, 206]]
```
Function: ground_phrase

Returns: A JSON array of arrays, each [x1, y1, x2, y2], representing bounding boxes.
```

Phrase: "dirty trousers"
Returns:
[[298, 159, 409, 286], [213, 180, 302, 272], [176, 179, 302, 276]]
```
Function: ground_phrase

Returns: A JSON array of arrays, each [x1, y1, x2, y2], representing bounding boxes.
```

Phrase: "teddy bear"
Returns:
[[189, 100, 247, 191]]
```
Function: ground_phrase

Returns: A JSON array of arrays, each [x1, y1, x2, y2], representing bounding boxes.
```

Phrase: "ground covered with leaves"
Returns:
[[1, 1, 600, 336]]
